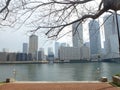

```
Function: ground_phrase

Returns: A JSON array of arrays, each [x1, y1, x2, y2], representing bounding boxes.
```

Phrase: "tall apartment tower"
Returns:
[[48, 47, 54, 61], [89, 20, 101, 55], [29, 34, 38, 60], [48, 47, 54, 55], [104, 13, 120, 58], [38, 48, 45, 61], [54, 42, 59, 58], [23, 43, 28, 54], [72, 22, 83, 47]]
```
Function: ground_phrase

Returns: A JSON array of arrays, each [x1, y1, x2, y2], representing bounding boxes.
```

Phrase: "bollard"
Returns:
[[100, 77, 108, 82], [6, 78, 10, 83]]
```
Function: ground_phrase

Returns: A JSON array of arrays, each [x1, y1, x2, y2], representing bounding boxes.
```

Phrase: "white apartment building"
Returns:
[[59, 46, 90, 62]]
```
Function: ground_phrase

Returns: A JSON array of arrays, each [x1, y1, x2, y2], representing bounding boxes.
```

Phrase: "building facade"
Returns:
[[54, 42, 60, 59], [23, 43, 28, 54], [0, 52, 8, 61], [59, 46, 90, 62], [89, 20, 101, 55], [103, 13, 120, 59], [7, 53, 16, 61], [16, 53, 28, 61], [29, 34, 38, 60], [80, 46, 90, 60], [38, 48, 45, 61], [48, 47, 54, 61], [72, 22, 83, 47]]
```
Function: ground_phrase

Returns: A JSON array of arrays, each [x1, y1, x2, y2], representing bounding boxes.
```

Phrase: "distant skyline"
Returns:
[[0, 26, 72, 53], [0, 13, 113, 53], [0, 20, 102, 53]]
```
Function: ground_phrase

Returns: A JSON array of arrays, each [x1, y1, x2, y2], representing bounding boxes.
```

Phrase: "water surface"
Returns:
[[0, 62, 120, 81]]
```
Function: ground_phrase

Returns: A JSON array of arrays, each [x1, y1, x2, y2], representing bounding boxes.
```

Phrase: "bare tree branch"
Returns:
[[0, 0, 11, 13], [1, 0, 120, 38], [51, 0, 94, 4]]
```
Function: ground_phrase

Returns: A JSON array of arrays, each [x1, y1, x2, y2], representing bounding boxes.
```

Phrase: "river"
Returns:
[[0, 62, 120, 81]]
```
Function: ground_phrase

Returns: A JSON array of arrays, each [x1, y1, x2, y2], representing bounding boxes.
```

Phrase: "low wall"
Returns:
[[112, 76, 120, 85]]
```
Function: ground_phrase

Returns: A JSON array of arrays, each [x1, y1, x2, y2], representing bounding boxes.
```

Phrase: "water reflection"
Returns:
[[0, 62, 120, 81]]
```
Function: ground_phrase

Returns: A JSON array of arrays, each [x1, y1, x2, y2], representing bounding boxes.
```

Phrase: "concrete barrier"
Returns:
[[6, 78, 10, 83], [100, 77, 108, 82], [5, 78, 15, 83], [112, 76, 120, 85]]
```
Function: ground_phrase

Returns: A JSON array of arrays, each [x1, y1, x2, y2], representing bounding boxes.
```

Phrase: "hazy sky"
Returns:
[[0, 0, 102, 52], [0, 26, 72, 53], [0, 17, 105, 53], [0, 27, 28, 52]]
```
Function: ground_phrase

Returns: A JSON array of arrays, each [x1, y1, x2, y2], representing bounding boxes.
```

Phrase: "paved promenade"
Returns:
[[0, 82, 119, 90]]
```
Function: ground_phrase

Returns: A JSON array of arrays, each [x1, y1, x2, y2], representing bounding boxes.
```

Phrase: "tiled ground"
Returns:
[[0, 82, 119, 90]]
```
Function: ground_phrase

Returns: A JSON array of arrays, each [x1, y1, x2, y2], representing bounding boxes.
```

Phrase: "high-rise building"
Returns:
[[48, 47, 54, 55], [54, 42, 60, 58], [38, 48, 45, 60], [48, 47, 54, 61], [72, 22, 83, 47], [23, 43, 28, 54], [89, 20, 101, 55], [29, 34, 38, 60], [103, 13, 120, 58]]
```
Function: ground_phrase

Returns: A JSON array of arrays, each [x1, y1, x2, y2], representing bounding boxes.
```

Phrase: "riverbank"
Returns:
[[0, 82, 119, 90], [0, 60, 118, 64], [0, 61, 94, 64], [0, 61, 49, 64], [1, 57, 120, 64]]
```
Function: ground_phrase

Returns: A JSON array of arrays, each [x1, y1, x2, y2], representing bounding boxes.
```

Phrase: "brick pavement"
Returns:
[[0, 82, 119, 90]]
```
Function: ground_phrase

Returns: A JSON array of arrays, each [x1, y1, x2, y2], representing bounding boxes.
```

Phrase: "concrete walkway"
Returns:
[[0, 82, 119, 90]]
